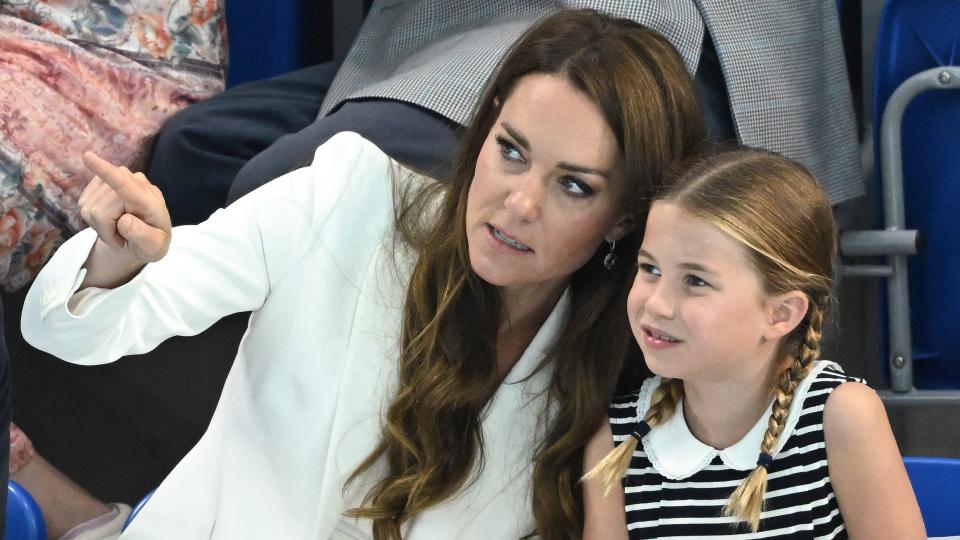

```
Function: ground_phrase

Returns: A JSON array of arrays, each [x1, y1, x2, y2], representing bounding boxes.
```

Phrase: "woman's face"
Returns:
[[465, 74, 631, 300]]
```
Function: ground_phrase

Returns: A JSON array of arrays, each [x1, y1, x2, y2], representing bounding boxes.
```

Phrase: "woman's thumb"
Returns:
[[117, 213, 169, 261]]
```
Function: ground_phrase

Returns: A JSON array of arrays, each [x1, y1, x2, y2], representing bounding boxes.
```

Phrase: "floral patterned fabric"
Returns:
[[0, 1, 226, 290]]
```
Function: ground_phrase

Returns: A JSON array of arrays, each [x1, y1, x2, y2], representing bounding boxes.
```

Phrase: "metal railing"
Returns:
[[838, 65, 959, 393]]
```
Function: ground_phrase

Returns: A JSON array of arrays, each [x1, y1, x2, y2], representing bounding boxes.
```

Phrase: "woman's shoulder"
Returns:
[[222, 133, 413, 280], [310, 132, 439, 210], [236, 132, 406, 230], [230, 132, 394, 213], [309, 131, 395, 183]]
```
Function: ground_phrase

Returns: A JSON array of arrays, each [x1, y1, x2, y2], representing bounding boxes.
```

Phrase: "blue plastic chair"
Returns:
[[903, 456, 960, 537], [122, 488, 156, 531], [872, 0, 960, 389], [224, 0, 327, 87], [5, 480, 46, 540]]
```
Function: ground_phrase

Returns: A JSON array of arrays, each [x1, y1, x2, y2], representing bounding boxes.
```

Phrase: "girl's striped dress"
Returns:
[[608, 360, 862, 539]]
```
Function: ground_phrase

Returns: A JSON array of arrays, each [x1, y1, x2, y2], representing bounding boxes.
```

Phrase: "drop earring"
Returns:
[[603, 239, 617, 270]]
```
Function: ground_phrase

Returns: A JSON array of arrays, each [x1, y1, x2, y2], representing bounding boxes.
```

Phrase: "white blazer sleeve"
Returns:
[[21, 132, 393, 365]]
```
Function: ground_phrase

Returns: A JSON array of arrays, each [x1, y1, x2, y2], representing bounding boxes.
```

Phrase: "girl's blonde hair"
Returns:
[[584, 148, 837, 532]]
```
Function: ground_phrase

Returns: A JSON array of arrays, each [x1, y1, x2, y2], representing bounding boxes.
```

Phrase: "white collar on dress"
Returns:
[[636, 360, 839, 480]]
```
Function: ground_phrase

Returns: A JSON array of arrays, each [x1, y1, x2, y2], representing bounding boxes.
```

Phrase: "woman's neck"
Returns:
[[680, 356, 784, 450], [494, 283, 565, 379]]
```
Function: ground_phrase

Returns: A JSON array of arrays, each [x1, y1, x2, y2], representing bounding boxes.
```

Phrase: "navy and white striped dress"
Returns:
[[608, 360, 862, 539]]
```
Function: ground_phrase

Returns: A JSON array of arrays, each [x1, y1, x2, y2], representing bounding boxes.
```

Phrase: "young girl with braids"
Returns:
[[582, 149, 926, 539]]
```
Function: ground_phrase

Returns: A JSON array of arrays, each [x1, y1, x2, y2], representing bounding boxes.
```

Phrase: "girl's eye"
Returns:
[[639, 263, 661, 277], [559, 176, 594, 197], [683, 274, 709, 288], [495, 135, 523, 163]]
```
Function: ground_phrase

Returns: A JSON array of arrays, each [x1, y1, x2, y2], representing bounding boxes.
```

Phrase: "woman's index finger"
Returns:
[[82, 151, 147, 203]]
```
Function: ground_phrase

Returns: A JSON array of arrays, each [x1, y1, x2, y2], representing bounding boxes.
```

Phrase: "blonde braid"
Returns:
[[723, 302, 825, 531], [582, 378, 684, 496]]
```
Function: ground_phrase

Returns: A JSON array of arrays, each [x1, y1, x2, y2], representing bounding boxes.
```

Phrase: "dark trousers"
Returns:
[[147, 32, 733, 226]]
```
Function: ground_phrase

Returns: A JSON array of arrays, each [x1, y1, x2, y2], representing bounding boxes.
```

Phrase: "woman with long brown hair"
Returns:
[[22, 9, 704, 539]]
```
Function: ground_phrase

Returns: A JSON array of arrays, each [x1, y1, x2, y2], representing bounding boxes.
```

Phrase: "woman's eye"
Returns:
[[639, 263, 661, 277], [683, 274, 709, 288], [559, 176, 594, 197], [495, 135, 523, 162]]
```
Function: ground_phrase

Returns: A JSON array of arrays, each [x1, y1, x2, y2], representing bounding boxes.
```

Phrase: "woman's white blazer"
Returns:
[[21, 133, 568, 539]]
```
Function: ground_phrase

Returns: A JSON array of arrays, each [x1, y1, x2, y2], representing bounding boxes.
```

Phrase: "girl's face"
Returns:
[[465, 73, 631, 301], [628, 203, 779, 384]]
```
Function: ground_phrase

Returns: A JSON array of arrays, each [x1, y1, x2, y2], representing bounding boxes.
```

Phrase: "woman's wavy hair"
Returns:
[[344, 9, 705, 538], [585, 148, 838, 532]]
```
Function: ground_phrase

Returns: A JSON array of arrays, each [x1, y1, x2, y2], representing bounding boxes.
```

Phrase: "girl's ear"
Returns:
[[762, 291, 809, 342], [605, 213, 636, 243]]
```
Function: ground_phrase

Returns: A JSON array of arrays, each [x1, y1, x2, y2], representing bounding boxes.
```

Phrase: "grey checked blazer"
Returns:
[[321, 1, 861, 204]]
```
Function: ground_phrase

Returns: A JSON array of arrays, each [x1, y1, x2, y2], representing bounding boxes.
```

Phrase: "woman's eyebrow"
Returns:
[[501, 122, 529, 150], [557, 161, 609, 179], [638, 248, 657, 261], [503, 122, 608, 179]]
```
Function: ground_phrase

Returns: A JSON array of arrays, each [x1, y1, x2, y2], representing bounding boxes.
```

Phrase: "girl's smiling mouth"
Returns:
[[641, 325, 682, 348]]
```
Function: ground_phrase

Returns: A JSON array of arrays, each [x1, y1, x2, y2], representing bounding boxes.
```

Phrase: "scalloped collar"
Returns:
[[636, 360, 839, 480]]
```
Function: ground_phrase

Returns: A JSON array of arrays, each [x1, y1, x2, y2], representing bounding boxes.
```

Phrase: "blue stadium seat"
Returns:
[[122, 488, 156, 531], [224, 0, 327, 87], [5, 480, 46, 540], [903, 456, 960, 537], [873, 0, 960, 388]]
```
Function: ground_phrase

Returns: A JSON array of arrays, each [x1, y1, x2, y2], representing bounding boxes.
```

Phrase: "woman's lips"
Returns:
[[487, 224, 532, 252]]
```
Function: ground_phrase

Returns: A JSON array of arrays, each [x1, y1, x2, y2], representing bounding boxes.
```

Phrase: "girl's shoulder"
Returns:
[[782, 361, 868, 443], [608, 374, 662, 425], [820, 364, 884, 446], [809, 360, 866, 389]]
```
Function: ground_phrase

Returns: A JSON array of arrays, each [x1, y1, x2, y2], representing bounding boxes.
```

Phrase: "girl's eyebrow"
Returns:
[[679, 262, 715, 274], [639, 248, 717, 274]]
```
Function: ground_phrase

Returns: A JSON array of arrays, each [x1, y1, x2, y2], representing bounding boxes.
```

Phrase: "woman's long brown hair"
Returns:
[[344, 10, 705, 538]]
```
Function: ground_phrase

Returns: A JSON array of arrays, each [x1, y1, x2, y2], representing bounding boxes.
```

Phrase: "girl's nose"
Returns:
[[644, 282, 676, 320], [504, 173, 543, 222]]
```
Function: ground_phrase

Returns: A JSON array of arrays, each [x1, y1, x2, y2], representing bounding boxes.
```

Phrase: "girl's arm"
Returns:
[[824, 382, 926, 539], [582, 418, 629, 540]]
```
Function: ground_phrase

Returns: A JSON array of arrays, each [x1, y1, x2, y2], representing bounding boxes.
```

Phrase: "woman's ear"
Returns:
[[762, 291, 809, 342], [605, 213, 636, 243]]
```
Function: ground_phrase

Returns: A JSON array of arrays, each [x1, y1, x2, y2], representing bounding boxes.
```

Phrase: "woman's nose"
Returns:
[[504, 173, 543, 222]]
